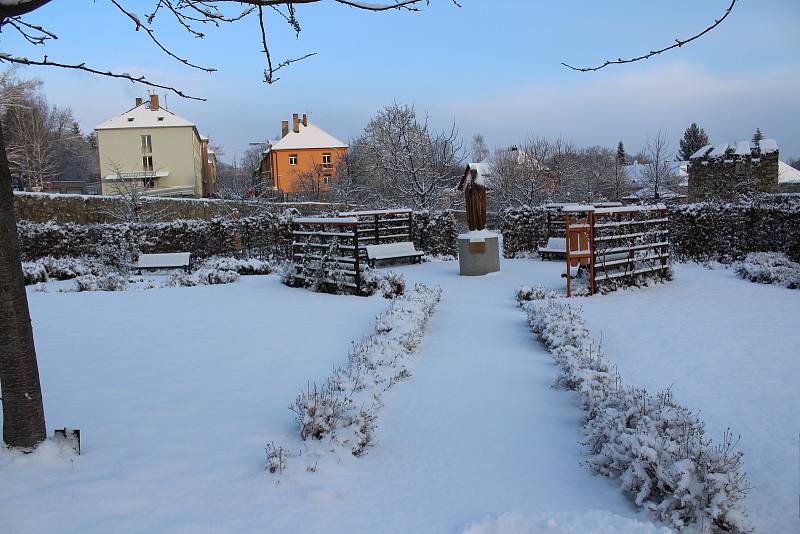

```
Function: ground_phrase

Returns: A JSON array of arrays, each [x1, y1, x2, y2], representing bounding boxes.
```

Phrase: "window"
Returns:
[[323, 175, 331, 185], [142, 156, 154, 172], [143, 176, 155, 188], [141, 135, 152, 154], [322, 153, 331, 164], [289, 154, 298, 165]]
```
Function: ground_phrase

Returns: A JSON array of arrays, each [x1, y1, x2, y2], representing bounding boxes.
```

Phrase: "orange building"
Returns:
[[262, 113, 348, 194]]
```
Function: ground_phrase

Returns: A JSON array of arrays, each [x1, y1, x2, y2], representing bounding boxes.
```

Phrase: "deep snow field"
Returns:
[[1, 259, 796, 533]]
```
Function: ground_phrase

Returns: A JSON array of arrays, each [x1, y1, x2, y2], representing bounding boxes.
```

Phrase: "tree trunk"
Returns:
[[0, 115, 46, 449]]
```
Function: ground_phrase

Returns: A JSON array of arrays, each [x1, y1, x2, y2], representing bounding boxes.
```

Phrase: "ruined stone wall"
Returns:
[[688, 149, 779, 201]]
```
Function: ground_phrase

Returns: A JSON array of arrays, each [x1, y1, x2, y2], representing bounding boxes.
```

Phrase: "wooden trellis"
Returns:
[[545, 202, 622, 240], [291, 217, 363, 293], [337, 209, 414, 251], [564, 204, 670, 296], [290, 210, 417, 294]]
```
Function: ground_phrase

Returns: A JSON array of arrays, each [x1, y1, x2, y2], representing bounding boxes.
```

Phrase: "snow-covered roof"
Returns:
[[734, 141, 752, 156], [270, 123, 347, 151], [690, 139, 779, 159], [778, 161, 800, 184], [690, 145, 714, 159], [759, 138, 778, 153], [96, 103, 196, 130]]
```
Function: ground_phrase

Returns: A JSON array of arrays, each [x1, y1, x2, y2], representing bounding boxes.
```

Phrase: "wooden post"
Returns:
[[565, 212, 572, 298], [374, 214, 379, 245], [588, 211, 595, 295], [353, 224, 361, 294]]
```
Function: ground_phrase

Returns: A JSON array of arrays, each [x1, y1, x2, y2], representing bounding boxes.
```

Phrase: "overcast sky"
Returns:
[[5, 0, 799, 162]]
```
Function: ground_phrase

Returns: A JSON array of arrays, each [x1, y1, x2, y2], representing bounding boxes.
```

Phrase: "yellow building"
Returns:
[[96, 95, 215, 198]]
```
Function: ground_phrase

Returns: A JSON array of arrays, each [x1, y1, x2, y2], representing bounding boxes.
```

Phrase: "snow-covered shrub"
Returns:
[[515, 285, 557, 304], [201, 256, 275, 276], [73, 272, 129, 292], [361, 270, 406, 299], [734, 252, 800, 289], [500, 206, 549, 258], [22, 260, 48, 284], [281, 240, 353, 295], [522, 296, 752, 533], [272, 283, 442, 471], [163, 268, 240, 288]]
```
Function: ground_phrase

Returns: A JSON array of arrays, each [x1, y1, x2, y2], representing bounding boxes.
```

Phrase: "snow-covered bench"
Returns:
[[365, 242, 424, 268], [539, 237, 566, 260], [136, 252, 192, 273]]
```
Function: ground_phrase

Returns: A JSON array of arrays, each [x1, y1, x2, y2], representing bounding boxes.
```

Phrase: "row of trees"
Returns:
[[324, 104, 688, 210], [0, 69, 99, 190]]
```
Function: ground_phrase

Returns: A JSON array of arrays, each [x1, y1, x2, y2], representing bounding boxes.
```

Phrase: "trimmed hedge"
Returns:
[[17, 210, 458, 262], [500, 197, 800, 263]]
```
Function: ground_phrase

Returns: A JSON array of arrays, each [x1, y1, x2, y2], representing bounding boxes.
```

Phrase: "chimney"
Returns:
[[302, 113, 308, 127], [281, 120, 289, 138], [150, 94, 160, 111], [135, 97, 143, 107], [292, 113, 300, 133]]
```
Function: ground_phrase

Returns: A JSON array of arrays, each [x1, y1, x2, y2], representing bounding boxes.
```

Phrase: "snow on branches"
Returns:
[[267, 283, 441, 473], [520, 288, 752, 533]]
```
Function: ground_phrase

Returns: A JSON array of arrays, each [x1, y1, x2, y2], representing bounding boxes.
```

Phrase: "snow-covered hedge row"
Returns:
[[500, 197, 800, 263], [200, 256, 275, 276], [17, 209, 458, 262], [520, 288, 752, 533], [267, 283, 442, 474], [162, 268, 240, 287], [413, 209, 458, 258], [734, 252, 800, 289], [22, 256, 103, 285]]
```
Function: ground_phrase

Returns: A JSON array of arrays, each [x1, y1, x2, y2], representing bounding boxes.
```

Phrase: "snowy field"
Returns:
[[1, 259, 794, 532], [577, 264, 800, 534]]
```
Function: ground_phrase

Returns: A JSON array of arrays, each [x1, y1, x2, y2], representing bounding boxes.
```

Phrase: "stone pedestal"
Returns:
[[458, 231, 501, 276]]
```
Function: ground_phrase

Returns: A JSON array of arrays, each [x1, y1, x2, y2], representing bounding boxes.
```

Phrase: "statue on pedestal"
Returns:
[[458, 163, 487, 231]]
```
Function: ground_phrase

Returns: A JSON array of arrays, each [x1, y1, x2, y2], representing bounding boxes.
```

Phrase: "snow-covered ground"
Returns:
[[2, 260, 792, 532], [577, 264, 800, 534]]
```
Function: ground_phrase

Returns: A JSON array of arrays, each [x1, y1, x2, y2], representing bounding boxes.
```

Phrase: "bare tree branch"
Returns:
[[562, 0, 737, 72]]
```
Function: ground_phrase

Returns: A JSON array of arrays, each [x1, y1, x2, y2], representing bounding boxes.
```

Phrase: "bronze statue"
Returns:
[[458, 164, 487, 231]]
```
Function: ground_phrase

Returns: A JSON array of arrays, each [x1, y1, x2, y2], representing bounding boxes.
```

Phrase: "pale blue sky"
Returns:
[[5, 0, 799, 161]]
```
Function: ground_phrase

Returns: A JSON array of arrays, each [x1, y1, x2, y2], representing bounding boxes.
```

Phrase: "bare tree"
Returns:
[[99, 161, 168, 223], [641, 130, 677, 200], [348, 104, 463, 210], [0, 0, 460, 449], [471, 133, 489, 162], [4, 93, 74, 190], [489, 140, 552, 208]]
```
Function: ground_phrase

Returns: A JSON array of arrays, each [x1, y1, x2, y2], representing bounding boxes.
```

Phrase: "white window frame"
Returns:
[[289, 154, 298, 165], [142, 156, 154, 172], [141, 134, 152, 154]]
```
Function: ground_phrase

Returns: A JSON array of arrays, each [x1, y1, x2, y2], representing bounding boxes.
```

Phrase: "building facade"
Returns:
[[96, 95, 216, 198], [261, 113, 347, 196], [688, 139, 779, 201]]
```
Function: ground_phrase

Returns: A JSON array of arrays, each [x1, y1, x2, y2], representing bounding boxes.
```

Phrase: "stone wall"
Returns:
[[688, 145, 779, 201], [14, 191, 347, 224]]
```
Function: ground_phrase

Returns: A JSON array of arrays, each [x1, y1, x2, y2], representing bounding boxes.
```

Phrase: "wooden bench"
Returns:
[[539, 237, 566, 260], [136, 252, 192, 273], [365, 242, 424, 268]]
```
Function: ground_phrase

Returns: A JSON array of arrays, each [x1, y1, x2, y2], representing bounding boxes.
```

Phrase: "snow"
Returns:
[[593, 204, 666, 214], [689, 144, 714, 159], [338, 209, 412, 217], [778, 160, 800, 184], [577, 263, 800, 534], [0, 261, 663, 533], [708, 143, 730, 158], [758, 138, 778, 153], [269, 123, 348, 151], [458, 229, 500, 241], [734, 140, 752, 156], [462, 510, 672, 534], [95, 102, 196, 130], [293, 216, 358, 224]]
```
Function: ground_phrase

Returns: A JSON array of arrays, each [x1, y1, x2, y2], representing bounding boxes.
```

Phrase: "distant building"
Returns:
[[687, 139, 781, 201], [95, 95, 216, 198], [260, 113, 347, 195]]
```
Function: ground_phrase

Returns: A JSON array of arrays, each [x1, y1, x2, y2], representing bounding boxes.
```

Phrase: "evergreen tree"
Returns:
[[752, 128, 765, 145], [616, 141, 627, 165], [678, 123, 710, 160]]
